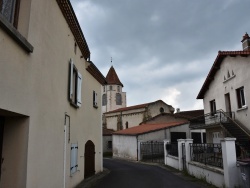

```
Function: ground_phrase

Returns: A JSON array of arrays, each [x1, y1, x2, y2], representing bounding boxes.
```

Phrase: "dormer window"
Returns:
[[0, 0, 20, 28]]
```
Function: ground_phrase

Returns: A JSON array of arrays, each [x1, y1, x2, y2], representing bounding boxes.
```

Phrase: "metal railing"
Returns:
[[190, 143, 223, 169], [190, 110, 235, 129], [140, 141, 164, 163], [166, 142, 178, 157]]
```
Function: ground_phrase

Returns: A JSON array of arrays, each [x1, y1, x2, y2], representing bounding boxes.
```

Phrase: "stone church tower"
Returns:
[[102, 66, 127, 113]]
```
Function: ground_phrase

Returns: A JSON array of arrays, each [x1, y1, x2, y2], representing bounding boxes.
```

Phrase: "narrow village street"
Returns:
[[86, 158, 215, 188]]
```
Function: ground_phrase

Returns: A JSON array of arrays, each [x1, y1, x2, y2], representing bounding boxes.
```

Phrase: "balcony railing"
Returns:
[[190, 110, 235, 129]]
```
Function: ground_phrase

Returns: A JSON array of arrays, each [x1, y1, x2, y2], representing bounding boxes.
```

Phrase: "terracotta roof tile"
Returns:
[[106, 66, 123, 86], [86, 61, 107, 85], [56, 0, 90, 60], [175, 110, 204, 119], [113, 121, 188, 136], [197, 50, 250, 99], [103, 128, 114, 136]]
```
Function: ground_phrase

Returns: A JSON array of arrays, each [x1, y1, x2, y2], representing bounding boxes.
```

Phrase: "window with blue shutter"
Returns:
[[70, 143, 78, 175]]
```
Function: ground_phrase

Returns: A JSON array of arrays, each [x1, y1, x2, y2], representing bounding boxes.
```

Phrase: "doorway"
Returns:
[[225, 93, 232, 117], [84, 140, 95, 178]]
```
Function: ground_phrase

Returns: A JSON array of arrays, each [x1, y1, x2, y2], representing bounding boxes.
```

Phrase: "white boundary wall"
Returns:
[[164, 138, 243, 188]]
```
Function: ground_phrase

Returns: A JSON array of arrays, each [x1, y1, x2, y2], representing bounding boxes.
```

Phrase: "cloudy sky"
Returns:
[[71, 0, 250, 111]]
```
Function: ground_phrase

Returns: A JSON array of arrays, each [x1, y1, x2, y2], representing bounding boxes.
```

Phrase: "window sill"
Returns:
[[0, 13, 33, 53], [223, 75, 236, 83], [237, 106, 248, 112], [70, 102, 80, 109], [93, 105, 98, 109]]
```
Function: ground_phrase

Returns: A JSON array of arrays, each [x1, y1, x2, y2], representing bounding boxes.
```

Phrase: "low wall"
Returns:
[[166, 155, 179, 170], [188, 161, 224, 188]]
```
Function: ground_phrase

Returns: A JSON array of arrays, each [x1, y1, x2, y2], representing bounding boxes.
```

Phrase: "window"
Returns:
[[69, 59, 82, 107], [109, 86, 112, 90], [116, 93, 122, 105], [160, 107, 164, 113], [117, 86, 120, 92], [0, 0, 20, 27], [236, 87, 246, 108], [93, 91, 98, 108], [102, 94, 107, 106], [70, 143, 78, 175], [125, 121, 128, 129], [107, 141, 112, 149], [210, 100, 216, 115], [103, 86, 105, 92]]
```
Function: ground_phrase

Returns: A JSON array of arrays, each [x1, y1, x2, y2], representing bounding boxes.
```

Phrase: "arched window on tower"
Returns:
[[102, 94, 107, 106], [116, 93, 122, 105]]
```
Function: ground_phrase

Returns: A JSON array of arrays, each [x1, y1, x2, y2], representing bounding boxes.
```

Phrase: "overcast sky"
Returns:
[[71, 0, 250, 112]]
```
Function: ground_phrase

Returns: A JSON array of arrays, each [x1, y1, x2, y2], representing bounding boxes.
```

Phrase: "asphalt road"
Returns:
[[93, 158, 213, 188]]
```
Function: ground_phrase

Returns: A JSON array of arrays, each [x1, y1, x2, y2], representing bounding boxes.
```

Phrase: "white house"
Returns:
[[112, 121, 189, 160], [191, 33, 250, 153]]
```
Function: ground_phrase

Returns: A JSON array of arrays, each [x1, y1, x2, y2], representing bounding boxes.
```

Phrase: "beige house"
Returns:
[[103, 100, 175, 131], [0, 1, 106, 188], [191, 33, 250, 149]]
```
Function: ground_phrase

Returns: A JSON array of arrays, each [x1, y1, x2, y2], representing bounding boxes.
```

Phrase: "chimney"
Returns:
[[241, 32, 250, 51]]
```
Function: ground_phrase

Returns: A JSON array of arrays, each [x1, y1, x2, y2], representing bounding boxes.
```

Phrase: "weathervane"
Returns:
[[111, 57, 113, 66]]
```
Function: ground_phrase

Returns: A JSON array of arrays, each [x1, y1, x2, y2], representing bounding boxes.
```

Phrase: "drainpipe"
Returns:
[[64, 113, 70, 188], [136, 136, 138, 161]]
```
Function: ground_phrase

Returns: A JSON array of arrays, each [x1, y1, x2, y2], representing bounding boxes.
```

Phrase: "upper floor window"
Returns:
[[117, 86, 120, 92], [93, 91, 98, 108], [102, 94, 107, 106], [109, 86, 112, 90], [236, 87, 246, 109], [210, 100, 216, 116], [103, 86, 105, 92], [0, 0, 20, 27], [69, 59, 82, 108], [116, 93, 122, 105]]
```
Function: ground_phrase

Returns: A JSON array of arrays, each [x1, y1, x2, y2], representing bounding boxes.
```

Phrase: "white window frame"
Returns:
[[236, 87, 246, 109], [70, 143, 78, 175], [69, 59, 82, 108], [93, 91, 98, 108]]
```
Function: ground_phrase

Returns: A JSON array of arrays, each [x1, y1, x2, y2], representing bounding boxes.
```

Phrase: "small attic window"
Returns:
[[160, 107, 164, 113], [74, 42, 77, 54]]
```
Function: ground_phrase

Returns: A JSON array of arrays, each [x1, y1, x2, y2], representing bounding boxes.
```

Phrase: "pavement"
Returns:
[[75, 157, 216, 188]]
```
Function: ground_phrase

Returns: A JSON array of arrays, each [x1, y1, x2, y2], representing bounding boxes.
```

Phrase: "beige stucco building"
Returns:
[[0, 0, 106, 187], [191, 33, 250, 148], [103, 100, 175, 131]]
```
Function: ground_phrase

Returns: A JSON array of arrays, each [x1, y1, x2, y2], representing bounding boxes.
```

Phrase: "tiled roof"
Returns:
[[106, 66, 123, 86], [113, 121, 188, 136], [104, 100, 169, 114], [105, 103, 149, 114], [175, 110, 204, 119], [86, 61, 107, 85], [56, 0, 90, 60], [197, 50, 250, 99], [103, 128, 114, 136]]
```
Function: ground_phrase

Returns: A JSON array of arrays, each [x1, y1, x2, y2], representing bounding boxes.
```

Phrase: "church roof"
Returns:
[[106, 66, 123, 87]]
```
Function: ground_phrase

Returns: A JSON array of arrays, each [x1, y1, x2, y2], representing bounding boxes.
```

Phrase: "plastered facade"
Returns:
[[0, 1, 103, 187]]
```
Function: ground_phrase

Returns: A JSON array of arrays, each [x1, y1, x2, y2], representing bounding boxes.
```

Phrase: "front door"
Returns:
[[84, 140, 95, 178], [225, 93, 232, 117], [0, 117, 4, 180]]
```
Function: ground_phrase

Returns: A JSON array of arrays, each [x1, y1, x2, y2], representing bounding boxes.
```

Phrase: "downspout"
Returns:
[[64, 113, 70, 188], [136, 135, 138, 161]]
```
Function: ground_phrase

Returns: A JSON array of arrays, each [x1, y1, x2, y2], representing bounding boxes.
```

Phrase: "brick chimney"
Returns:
[[241, 32, 250, 51]]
